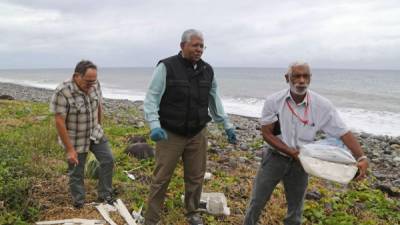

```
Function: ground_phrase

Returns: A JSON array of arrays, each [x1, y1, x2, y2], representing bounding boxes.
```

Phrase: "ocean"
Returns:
[[0, 67, 399, 136]]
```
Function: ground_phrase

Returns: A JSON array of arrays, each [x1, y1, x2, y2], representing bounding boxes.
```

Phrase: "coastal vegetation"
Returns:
[[0, 99, 399, 225]]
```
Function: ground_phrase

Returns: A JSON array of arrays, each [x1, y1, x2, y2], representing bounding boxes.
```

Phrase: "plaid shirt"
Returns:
[[50, 79, 104, 153]]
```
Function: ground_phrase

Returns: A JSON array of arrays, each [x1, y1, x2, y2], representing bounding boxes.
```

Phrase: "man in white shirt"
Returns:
[[243, 61, 368, 225]]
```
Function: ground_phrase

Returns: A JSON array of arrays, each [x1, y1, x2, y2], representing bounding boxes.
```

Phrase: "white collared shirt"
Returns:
[[260, 89, 348, 148]]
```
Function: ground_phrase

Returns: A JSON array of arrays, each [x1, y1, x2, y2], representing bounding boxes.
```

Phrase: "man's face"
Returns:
[[286, 66, 311, 95], [181, 35, 204, 64], [74, 68, 98, 94]]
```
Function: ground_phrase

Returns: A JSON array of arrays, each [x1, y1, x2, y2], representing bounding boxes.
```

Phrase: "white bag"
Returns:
[[299, 138, 358, 184]]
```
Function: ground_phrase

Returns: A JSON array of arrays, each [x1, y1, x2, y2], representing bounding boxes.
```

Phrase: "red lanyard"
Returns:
[[286, 94, 310, 125]]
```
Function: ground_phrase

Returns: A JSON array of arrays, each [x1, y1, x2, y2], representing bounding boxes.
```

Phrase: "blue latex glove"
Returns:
[[150, 127, 168, 142], [225, 128, 237, 144]]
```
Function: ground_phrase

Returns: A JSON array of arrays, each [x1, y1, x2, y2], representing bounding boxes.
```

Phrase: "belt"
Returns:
[[270, 149, 292, 159]]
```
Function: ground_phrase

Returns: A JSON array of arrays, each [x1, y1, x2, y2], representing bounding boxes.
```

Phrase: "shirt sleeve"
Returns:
[[97, 81, 104, 104], [208, 76, 233, 130], [319, 103, 349, 137], [260, 96, 278, 126], [50, 91, 68, 116], [143, 63, 167, 130]]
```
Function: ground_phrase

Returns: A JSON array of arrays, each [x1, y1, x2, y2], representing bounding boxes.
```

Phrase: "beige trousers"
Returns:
[[144, 128, 208, 224]]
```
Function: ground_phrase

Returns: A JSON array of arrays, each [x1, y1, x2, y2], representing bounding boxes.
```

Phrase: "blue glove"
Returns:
[[150, 128, 168, 142], [225, 128, 237, 144]]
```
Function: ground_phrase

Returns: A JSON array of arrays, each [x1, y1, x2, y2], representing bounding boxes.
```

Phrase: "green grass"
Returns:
[[0, 99, 399, 225]]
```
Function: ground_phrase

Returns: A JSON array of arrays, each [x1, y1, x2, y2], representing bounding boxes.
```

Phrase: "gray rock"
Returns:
[[393, 157, 400, 162], [238, 157, 247, 163], [360, 132, 371, 139], [228, 158, 238, 169], [239, 143, 249, 151], [127, 135, 146, 144], [374, 184, 400, 197], [393, 179, 400, 187], [372, 172, 388, 181], [305, 190, 322, 200], [0, 94, 14, 100], [254, 156, 262, 162], [124, 143, 155, 160]]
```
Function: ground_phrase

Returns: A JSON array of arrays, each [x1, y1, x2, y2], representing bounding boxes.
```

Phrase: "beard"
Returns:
[[289, 82, 308, 95]]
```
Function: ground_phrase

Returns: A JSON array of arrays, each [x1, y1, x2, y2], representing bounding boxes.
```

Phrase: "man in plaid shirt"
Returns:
[[50, 60, 114, 209]]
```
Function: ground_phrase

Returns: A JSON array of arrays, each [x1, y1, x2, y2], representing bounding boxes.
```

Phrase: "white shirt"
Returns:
[[260, 89, 348, 148]]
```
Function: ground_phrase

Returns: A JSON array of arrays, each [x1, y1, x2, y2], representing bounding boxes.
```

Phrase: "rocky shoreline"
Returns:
[[1, 82, 399, 197]]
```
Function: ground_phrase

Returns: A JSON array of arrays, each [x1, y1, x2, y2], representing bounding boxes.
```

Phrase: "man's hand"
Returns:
[[150, 127, 168, 142], [67, 149, 79, 165], [289, 147, 300, 161], [225, 128, 237, 144], [355, 158, 369, 180]]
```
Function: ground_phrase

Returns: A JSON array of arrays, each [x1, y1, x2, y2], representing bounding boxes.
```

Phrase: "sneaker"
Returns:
[[187, 213, 204, 225]]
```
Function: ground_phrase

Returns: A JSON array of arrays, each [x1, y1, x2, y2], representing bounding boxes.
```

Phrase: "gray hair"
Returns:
[[286, 61, 311, 76], [181, 29, 203, 43]]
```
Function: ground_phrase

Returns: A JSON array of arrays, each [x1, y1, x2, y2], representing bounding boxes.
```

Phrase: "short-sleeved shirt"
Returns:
[[50, 79, 104, 153], [260, 89, 348, 151]]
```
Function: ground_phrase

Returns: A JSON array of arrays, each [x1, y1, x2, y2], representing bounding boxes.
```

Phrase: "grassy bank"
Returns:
[[0, 99, 399, 225]]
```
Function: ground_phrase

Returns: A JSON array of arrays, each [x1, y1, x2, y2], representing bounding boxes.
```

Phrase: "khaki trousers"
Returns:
[[144, 128, 207, 224]]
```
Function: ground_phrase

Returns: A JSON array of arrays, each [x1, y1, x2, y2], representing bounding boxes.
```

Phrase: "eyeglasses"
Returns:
[[82, 79, 97, 86], [190, 43, 207, 50]]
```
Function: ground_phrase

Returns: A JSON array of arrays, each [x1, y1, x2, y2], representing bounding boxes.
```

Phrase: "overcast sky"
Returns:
[[1, 0, 399, 69]]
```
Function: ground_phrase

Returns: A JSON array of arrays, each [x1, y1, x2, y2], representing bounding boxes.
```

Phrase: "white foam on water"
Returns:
[[0, 77, 58, 90], [221, 97, 400, 137], [102, 87, 145, 102], [338, 108, 400, 137]]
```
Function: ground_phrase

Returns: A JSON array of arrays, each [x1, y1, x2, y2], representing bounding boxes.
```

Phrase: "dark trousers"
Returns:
[[144, 128, 207, 225], [67, 137, 114, 205], [243, 150, 309, 225]]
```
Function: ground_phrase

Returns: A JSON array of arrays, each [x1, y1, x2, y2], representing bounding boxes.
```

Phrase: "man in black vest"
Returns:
[[143, 29, 237, 225]]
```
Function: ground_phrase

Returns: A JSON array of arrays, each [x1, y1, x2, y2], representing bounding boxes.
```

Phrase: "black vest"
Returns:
[[158, 53, 213, 137]]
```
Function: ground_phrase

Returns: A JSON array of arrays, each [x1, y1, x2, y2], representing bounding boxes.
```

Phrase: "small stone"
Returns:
[[391, 144, 400, 150], [254, 156, 262, 162], [393, 179, 400, 187], [393, 157, 400, 162], [373, 172, 388, 181], [305, 190, 322, 201], [360, 132, 371, 139], [228, 158, 238, 169], [238, 157, 247, 163], [240, 143, 249, 151], [136, 121, 145, 128]]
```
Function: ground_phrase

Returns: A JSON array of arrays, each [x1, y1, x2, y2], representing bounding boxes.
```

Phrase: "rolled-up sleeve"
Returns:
[[143, 63, 167, 130]]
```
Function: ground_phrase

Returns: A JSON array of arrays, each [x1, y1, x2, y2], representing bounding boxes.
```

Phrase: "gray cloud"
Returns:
[[0, 0, 399, 69]]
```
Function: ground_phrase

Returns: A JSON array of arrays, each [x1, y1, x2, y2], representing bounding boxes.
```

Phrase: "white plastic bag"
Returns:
[[299, 138, 358, 184]]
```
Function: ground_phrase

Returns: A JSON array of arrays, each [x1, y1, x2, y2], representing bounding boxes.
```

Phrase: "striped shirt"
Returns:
[[50, 79, 104, 153]]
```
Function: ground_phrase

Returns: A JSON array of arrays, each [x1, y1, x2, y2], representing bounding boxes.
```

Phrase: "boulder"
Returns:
[[124, 143, 154, 160], [0, 94, 14, 100]]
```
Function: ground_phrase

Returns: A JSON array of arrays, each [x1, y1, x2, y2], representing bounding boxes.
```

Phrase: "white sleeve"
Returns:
[[260, 97, 278, 126]]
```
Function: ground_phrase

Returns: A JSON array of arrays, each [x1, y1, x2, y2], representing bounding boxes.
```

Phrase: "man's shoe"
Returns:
[[98, 195, 116, 205], [187, 213, 204, 225]]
